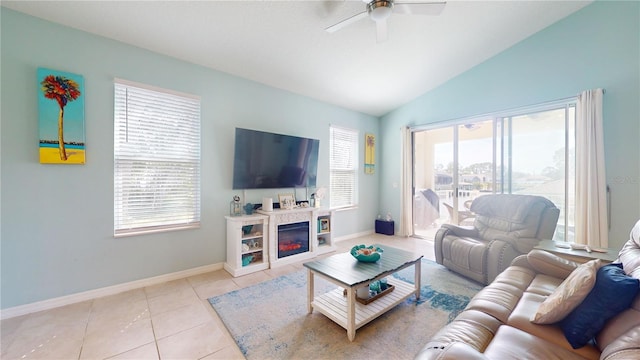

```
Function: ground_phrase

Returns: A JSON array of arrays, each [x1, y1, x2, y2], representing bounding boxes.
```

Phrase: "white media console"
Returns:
[[224, 207, 335, 277]]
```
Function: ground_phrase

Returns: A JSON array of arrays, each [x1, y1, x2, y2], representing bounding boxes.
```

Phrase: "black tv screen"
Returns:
[[232, 128, 319, 189]]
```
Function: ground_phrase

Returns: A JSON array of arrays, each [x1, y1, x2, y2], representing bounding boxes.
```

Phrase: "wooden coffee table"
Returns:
[[303, 244, 423, 341]]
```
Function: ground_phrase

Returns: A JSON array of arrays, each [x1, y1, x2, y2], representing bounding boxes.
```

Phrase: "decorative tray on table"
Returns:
[[343, 282, 395, 305], [355, 284, 395, 305]]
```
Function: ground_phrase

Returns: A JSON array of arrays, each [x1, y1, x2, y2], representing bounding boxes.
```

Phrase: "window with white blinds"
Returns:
[[114, 79, 201, 236], [330, 126, 358, 208]]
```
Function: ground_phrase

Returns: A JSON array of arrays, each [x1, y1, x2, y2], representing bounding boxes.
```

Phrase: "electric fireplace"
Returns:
[[277, 222, 310, 258], [258, 206, 327, 268]]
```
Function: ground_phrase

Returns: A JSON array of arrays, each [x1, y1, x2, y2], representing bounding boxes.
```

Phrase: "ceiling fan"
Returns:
[[325, 0, 446, 42]]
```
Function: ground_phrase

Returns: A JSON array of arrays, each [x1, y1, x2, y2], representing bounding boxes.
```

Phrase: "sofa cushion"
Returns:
[[483, 326, 593, 360], [465, 266, 535, 323], [530, 259, 602, 324], [598, 325, 640, 360], [561, 263, 640, 349], [526, 274, 563, 297], [596, 295, 640, 353], [423, 309, 502, 354], [507, 292, 601, 360]]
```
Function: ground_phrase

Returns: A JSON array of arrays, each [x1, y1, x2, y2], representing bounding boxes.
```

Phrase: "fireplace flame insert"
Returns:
[[277, 221, 310, 258]]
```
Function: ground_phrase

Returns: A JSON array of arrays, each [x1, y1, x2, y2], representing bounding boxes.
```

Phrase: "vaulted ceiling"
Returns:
[[2, 0, 591, 116]]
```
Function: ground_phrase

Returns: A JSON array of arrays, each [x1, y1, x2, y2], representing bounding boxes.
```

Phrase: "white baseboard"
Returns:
[[1, 231, 377, 320], [1, 262, 224, 320], [334, 229, 374, 242]]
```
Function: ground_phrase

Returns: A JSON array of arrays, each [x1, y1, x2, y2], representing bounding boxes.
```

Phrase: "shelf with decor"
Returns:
[[315, 209, 335, 255], [225, 214, 269, 277]]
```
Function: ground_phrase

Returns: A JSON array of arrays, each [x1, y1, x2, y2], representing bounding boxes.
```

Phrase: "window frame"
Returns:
[[411, 97, 576, 241], [113, 79, 201, 237], [329, 125, 358, 209]]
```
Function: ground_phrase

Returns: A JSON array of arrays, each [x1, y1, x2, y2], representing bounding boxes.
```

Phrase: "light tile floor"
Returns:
[[1, 234, 435, 359]]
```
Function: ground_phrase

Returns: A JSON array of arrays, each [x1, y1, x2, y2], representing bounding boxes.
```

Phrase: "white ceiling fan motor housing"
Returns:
[[367, 0, 394, 22]]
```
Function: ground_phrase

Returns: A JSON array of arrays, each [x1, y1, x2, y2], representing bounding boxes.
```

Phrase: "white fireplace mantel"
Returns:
[[257, 207, 317, 268]]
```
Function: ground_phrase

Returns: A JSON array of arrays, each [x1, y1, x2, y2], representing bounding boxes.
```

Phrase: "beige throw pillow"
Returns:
[[530, 258, 603, 324]]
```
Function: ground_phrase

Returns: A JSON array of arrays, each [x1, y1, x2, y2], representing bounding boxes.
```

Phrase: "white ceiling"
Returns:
[[2, 0, 591, 117]]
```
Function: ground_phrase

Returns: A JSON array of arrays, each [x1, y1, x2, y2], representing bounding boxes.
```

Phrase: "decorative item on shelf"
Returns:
[[262, 197, 273, 212], [349, 277, 395, 304], [369, 280, 381, 293], [230, 195, 242, 216], [319, 218, 330, 232], [242, 225, 253, 235], [313, 187, 326, 208], [350, 244, 384, 262], [380, 278, 389, 291], [244, 203, 254, 215], [242, 243, 250, 252], [356, 286, 369, 298], [242, 255, 254, 266], [278, 193, 295, 210]]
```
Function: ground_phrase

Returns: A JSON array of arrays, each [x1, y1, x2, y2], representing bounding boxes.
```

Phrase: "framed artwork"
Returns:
[[38, 68, 85, 164], [319, 218, 330, 232], [365, 133, 375, 174], [278, 193, 295, 209]]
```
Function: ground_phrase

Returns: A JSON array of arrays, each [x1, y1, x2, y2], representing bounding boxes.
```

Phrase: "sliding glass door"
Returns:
[[412, 120, 494, 234], [412, 102, 575, 241]]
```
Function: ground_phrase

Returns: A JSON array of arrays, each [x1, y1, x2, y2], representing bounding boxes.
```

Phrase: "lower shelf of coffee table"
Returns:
[[311, 279, 415, 331]]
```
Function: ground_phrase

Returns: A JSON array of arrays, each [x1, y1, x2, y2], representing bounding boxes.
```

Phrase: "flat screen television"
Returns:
[[232, 128, 319, 189]]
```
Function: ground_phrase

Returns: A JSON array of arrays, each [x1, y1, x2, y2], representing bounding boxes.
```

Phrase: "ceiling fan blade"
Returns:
[[325, 11, 368, 33], [394, 2, 446, 15], [376, 20, 388, 43]]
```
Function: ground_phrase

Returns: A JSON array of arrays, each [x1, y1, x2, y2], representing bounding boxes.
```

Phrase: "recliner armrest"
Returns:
[[494, 235, 540, 254], [440, 224, 480, 238]]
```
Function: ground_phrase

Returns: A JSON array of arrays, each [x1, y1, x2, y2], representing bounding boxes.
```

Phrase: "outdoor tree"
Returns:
[[464, 162, 493, 175], [40, 75, 81, 161]]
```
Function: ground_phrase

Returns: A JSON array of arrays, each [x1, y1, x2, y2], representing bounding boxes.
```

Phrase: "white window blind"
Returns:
[[330, 126, 358, 208], [114, 79, 201, 236]]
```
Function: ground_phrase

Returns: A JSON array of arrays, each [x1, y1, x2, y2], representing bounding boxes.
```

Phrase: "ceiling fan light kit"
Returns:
[[326, 0, 446, 42]]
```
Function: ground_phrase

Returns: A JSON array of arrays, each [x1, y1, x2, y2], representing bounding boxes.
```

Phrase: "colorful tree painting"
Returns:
[[40, 73, 81, 161], [365, 133, 375, 174]]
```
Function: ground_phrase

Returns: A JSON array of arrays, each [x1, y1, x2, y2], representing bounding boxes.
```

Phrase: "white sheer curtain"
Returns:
[[399, 126, 413, 237], [574, 88, 608, 247]]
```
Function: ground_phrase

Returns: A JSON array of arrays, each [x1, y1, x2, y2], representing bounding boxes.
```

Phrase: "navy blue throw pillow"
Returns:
[[560, 263, 640, 349]]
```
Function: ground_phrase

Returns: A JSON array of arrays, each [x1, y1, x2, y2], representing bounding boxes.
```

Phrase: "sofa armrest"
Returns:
[[415, 343, 490, 360], [440, 224, 479, 238], [525, 249, 579, 279]]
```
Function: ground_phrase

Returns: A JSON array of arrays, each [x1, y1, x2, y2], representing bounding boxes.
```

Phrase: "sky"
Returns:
[[435, 130, 566, 175]]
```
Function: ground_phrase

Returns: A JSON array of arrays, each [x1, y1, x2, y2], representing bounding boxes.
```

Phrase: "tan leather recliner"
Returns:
[[434, 194, 560, 284]]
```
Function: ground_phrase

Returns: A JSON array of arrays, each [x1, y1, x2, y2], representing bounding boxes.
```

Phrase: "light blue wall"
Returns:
[[380, 1, 640, 250], [0, 8, 379, 309]]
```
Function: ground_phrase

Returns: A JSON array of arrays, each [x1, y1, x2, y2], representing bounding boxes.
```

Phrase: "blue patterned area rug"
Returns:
[[208, 259, 483, 360]]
